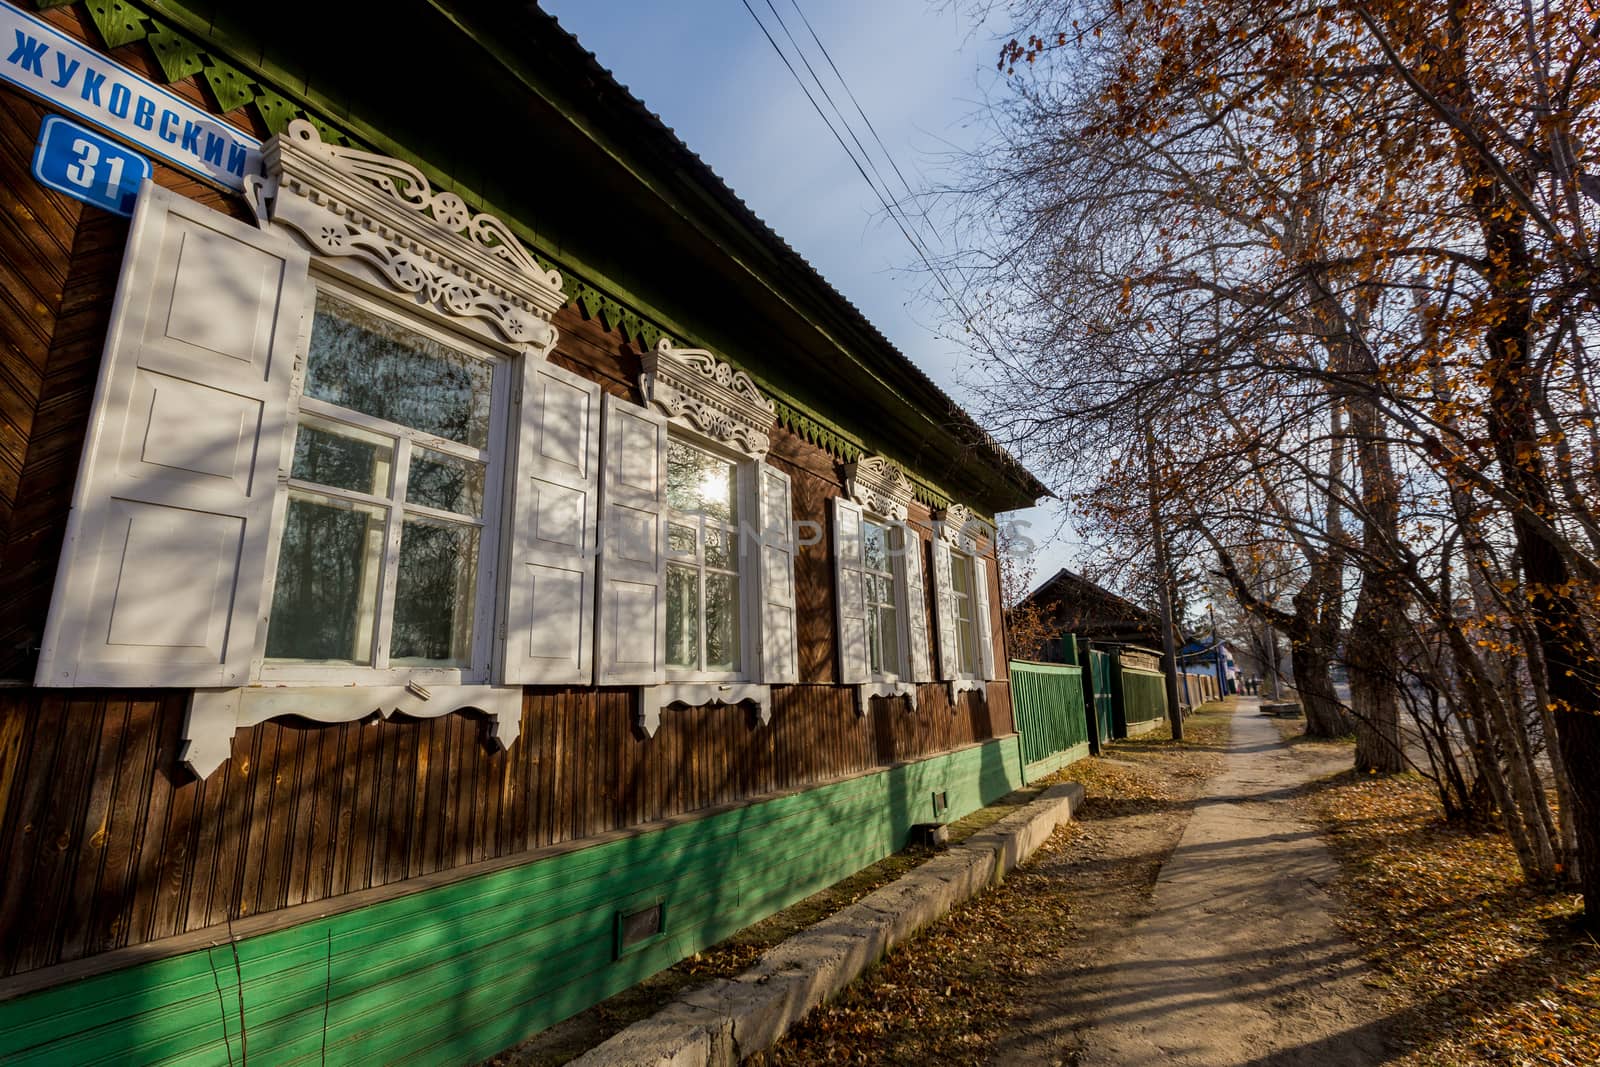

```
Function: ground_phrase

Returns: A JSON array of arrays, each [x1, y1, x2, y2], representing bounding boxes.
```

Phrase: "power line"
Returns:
[[783, 0, 930, 233], [737, 0, 996, 356], [760, 0, 923, 248]]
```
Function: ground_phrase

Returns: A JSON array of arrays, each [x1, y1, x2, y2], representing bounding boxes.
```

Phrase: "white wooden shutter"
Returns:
[[501, 359, 601, 684], [36, 182, 310, 688], [974, 554, 997, 680], [931, 539, 959, 680], [901, 526, 932, 682], [595, 393, 668, 685], [756, 463, 798, 684], [832, 496, 869, 684]]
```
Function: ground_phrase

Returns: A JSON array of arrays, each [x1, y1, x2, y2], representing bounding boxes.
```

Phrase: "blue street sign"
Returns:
[[31, 114, 150, 218]]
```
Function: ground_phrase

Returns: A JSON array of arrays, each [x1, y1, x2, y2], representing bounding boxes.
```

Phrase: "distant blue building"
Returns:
[[1179, 634, 1239, 693]]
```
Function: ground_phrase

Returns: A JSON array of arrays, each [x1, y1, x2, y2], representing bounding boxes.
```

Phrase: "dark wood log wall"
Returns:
[[0, 6, 1017, 983], [0, 85, 88, 680], [0, 680, 1010, 978]]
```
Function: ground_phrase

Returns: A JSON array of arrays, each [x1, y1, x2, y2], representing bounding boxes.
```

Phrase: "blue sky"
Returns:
[[540, 0, 1077, 589]]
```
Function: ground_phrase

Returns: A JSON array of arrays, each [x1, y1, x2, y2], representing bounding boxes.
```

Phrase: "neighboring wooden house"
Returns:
[[1012, 567, 1168, 659], [0, 3, 1046, 1062]]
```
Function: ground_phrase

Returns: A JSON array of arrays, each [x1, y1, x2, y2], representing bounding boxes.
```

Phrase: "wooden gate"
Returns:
[[1087, 647, 1114, 751]]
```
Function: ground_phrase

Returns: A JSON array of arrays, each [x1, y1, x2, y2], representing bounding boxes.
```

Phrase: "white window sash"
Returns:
[[257, 279, 509, 686]]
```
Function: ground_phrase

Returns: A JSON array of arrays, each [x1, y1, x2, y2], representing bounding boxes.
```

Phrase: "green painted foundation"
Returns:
[[0, 738, 1022, 1066]]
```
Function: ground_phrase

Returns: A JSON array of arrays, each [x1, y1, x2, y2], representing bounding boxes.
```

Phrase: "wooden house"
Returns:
[[1012, 567, 1168, 660], [0, 2, 1046, 1062]]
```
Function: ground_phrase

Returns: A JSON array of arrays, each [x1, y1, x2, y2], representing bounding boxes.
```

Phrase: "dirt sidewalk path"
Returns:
[[995, 701, 1390, 1066]]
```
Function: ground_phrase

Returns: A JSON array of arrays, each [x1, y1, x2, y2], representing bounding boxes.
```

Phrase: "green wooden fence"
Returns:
[[1120, 668, 1168, 730], [1010, 660, 1091, 778]]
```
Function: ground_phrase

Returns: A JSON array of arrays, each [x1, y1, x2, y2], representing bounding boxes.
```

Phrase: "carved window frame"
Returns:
[[634, 340, 783, 730], [183, 121, 570, 777], [935, 503, 994, 701], [842, 455, 923, 711]]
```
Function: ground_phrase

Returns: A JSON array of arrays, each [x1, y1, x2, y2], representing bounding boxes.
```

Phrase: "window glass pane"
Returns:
[[868, 602, 883, 672], [863, 520, 887, 573], [266, 492, 385, 663], [881, 604, 900, 675], [667, 522, 697, 559], [705, 525, 734, 569], [390, 518, 479, 665], [406, 447, 484, 517], [304, 291, 493, 447], [705, 571, 740, 672], [951, 554, 972, 598], [290, 417, 392, 495], [666, 438, 736, 522], [958, 621, 976, 675], [666, 564, 698, 669]]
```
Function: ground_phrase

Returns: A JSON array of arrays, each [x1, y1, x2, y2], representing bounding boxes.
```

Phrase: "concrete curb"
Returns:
[[570, 780, 1087, 1067]]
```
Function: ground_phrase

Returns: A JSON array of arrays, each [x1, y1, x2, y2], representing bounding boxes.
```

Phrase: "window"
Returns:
[[948, 549, 979, 675], [664, 436, 743, 677], [37, 143, 563, 765], [862, 518, 902, 678], [263, 285, 504, 680]]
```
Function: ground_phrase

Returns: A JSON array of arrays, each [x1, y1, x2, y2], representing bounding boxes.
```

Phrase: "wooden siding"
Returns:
[[0, 85, 83, 677], [0, 681, 1008, 979], [0, 736, 1023, 1066]]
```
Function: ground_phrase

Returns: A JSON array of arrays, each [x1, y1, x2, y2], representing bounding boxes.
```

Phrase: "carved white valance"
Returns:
[[640, 338, 776, 458], [936, 503, 984, 551], [638, 683, 771, 737], [844, 456, 915, 521], [248, 120, 564, 352], [183, 685, 521, 779], [856, 681, 918, 715], [948, 677, 986, 703]]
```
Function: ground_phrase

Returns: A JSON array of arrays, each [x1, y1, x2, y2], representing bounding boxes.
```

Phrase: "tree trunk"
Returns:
[[1344, 398, 1407, 774], [1292, 638, 1344, 738], [1451, 82, 1600, 916]]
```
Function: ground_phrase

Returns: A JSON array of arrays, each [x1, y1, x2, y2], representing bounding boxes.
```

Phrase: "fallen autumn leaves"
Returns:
[[1304, 768, 1600, 1066], [753, 709, 1231, 1066]]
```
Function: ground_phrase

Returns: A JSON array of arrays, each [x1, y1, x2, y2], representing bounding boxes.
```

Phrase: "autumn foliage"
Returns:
[[947, 0, 1600, 921]]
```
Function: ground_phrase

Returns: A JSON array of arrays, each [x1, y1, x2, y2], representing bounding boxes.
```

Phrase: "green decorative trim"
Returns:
[[70, 0, 983, 510], [83, 0, 144, 47], [78, 1, 359, 144], [250, 90, 302, 135], [771, 399, 965, 511], [774, 399, 863, 463], [568, 279, 668, 352], [143, 22, 204, 81]]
